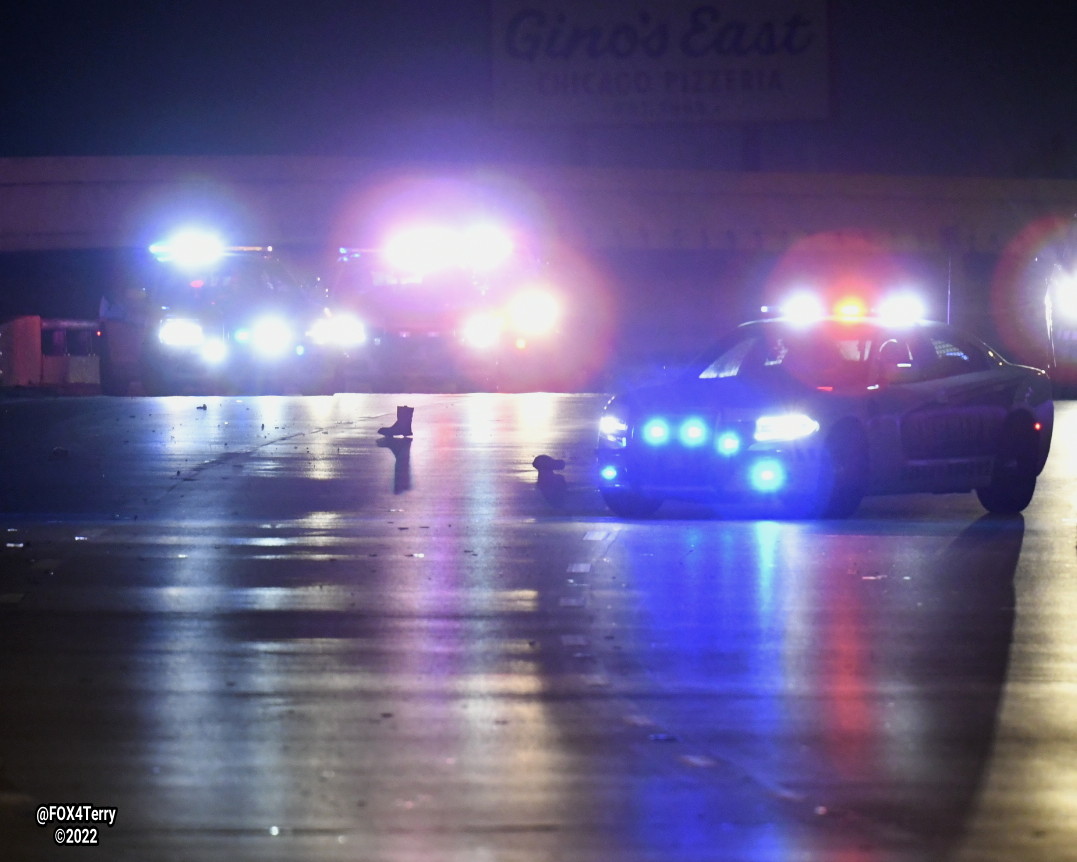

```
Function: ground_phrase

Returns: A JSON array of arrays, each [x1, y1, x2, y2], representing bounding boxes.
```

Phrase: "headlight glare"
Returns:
[[462, 312, 502, 349], [149, 230, 225, 268], [158, 318, 204, 348], [754, 413, 820, 443], [509, 289, 560, 336], [249, 317, 293, 357], [599, 414, 628, 446], [309, 313, 367, 347], [200, 339, 228, 364], [1052, 271, 1077, 322]]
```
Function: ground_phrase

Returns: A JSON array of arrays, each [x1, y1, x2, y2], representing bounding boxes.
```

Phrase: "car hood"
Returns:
[[615, 374, 815, 416]]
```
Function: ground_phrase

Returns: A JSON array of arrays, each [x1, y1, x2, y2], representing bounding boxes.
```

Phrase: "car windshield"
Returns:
[[152, 255, 304, 310], [697, 323, 879, 387]]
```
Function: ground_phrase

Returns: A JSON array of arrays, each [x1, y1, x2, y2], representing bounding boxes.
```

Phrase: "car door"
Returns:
[[874, 328, 1007, 492]]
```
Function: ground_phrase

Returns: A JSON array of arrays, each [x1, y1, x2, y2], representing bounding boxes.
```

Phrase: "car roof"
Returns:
[[744, 315, 938, 330]]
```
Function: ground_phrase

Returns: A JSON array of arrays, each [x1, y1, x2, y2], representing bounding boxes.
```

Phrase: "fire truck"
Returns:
[[100, 230, 364, 395], [328, 221, 582, 391]]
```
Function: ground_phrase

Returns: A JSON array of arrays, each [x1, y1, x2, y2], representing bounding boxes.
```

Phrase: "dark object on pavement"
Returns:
[[377, 436, 413, 493], [378, 405, 414, 437], [532, 454, 566, 472]]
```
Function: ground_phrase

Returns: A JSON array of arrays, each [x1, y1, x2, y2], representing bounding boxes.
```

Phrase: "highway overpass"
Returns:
[[2, 155, 1075, 254], [1, 156, 1074, 365]]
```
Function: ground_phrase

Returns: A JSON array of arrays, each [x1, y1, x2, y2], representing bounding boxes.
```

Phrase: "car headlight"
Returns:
[[754, 413, 820, 443], [309, 313, 367, 347], [158, 318, 204, 348], [462, 312, 503, 349], [201, 338, 228, 364], [599, 412, 628, 447], [248, 316, 294, 357], [1053, 273, 1077, 322]]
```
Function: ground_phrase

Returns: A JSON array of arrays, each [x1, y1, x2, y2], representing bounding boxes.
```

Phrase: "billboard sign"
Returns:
[[492, 0, 829, 124]]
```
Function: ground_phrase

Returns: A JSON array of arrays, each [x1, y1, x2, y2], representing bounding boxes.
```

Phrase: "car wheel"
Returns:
[[976, 474, 1036, 514], [820, 425, 869, 518], [601, 488, 662, 518], [779, 425, 867, 519], [976, 419, 1039, 514]]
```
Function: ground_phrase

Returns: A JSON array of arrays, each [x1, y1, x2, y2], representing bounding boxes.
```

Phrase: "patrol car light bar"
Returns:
[[762, 290, 927, 326], [383, 222, 515, 276], [877, 293, 926, 325], [150, 230, 227, 269]]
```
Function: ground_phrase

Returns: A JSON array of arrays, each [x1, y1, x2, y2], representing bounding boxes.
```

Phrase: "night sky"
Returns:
[[2, 1, 1076, 179]]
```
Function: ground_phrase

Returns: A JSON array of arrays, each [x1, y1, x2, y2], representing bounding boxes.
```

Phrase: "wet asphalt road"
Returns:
[[0, 392, 1075, 862]]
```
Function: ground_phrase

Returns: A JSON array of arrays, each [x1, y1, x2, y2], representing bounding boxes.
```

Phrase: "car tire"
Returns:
[[778, 425, 867, 519], [601, 488, 662, 518], [820, 425, 869, 518], [976, 474, 1036, 514], [976, 418, 1039, 514]]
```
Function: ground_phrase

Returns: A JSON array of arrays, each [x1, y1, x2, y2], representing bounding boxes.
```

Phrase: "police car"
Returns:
[[132, 232, 364, 395], [596, 297, 1054, 518]]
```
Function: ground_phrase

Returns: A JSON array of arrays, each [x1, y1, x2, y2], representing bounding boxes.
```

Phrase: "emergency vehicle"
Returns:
[[100, 231, 364, 395], [1045, 260, 1077, 389], [597, 295, 1053, 519], [328, 221, 572, 391]]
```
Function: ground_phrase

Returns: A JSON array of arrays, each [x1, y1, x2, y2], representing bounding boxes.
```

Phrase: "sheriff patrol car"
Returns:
[[596, 299, 1054, 518]]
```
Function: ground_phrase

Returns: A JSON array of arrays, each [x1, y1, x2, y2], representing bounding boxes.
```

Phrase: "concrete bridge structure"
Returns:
[[1, 156, 1075, 369], [1, 155, 1075, 255]]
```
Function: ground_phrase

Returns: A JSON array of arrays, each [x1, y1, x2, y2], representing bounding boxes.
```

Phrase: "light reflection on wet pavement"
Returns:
[[0, 393, 1075, 861]]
